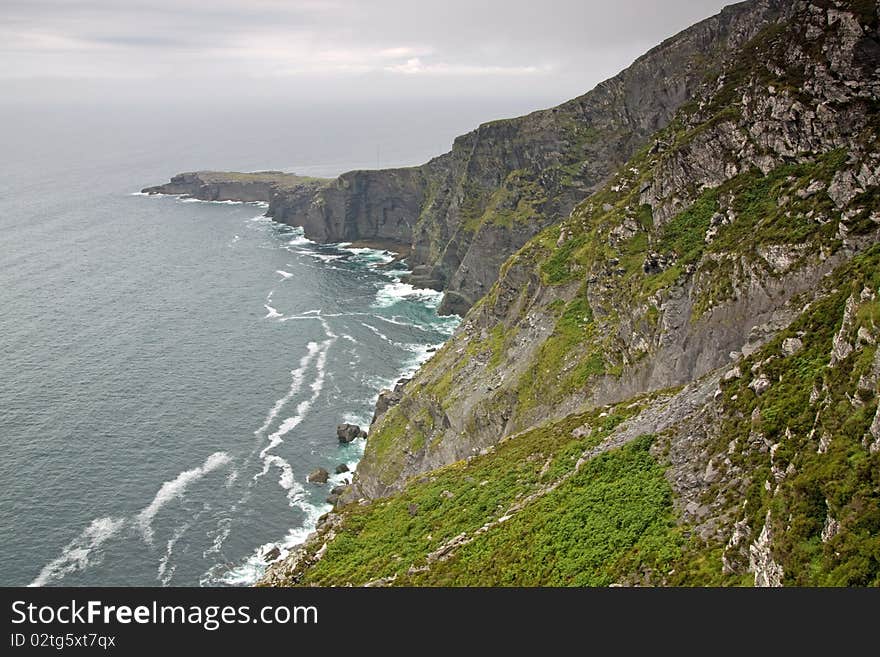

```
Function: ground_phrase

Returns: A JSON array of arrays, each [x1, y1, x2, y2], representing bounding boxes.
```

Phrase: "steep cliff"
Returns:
[[262, 0, 880, 587], [145, 0, 783, 316]]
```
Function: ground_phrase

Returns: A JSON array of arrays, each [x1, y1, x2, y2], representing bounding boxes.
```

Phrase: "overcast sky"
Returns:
[[2, 0, 734, 104]]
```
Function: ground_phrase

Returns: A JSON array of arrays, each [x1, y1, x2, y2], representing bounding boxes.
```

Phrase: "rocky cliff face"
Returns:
[[239, 0, 784, 314], [261, 0, 880, 587]]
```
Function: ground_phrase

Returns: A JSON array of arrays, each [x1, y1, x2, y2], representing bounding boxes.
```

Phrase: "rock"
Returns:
[[371, 379, 410, 424], [440, 490, 455, 500], [749, 375, 771, 396], [408, 503, 419, 518], [307, 468, 329, 484], [749, 512, 784, 587], [330, 485, 346, 496], [262, 545, 281, 563], [335, 463, 350, 474], [830, 294, 857, 366], [337, 423, 367, 443], [781, 337, 804, 356], [326, 493, 340, 505], [723, 366, 742, 382], [857, 327, 875, 345]]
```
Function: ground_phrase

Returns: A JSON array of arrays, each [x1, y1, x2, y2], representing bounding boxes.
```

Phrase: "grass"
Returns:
[[289, 403, 653, 586]]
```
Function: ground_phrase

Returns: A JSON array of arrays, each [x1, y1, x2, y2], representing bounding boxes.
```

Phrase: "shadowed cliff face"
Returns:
[[262, 0, 785, 314]]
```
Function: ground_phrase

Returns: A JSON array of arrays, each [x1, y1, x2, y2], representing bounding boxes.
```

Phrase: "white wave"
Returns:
[[203, 517, 233, 558], [338, 246, 396, 266], [373, 281, 444, 309], [256, 332, 332, 463], [276, 270, 293, 279], [129, 191, 150, 196], [361, 322, 395, 345], [250, 214, 272, 223], [309, 252, 344, 263], [264, 289, 283, 319], [371, 314, 433, 332], [211, 492, 330, 587], [157, 523, 189, 586], [29, 517, 126, 587], [135, 452, 231, 544], [254, 341, 320, 437]]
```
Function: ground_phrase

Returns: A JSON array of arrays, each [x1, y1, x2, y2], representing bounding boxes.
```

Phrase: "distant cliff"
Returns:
[[142, 170, 329, 204], [146, 0, 783, 316]]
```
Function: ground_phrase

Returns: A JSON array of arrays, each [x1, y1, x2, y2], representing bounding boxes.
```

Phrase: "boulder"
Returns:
[[782, 337, 804, 356], [335, 463, 350, 474], [307, 468, 329, 484], [262, 545, 281, 563], [337, 423, 367, 443]]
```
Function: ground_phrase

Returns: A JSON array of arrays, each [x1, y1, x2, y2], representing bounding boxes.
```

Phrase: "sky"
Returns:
[[1, 0, 735, 106]]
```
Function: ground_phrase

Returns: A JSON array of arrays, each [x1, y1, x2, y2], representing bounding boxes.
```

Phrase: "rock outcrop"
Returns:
[[142, 170, 328, 205]]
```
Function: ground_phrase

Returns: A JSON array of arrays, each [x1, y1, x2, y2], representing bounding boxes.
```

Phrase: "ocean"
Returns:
[[0, 96, 546, 586]]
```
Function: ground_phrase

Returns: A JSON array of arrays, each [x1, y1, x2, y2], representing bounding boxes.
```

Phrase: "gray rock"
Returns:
[[307, 468, 329, 485], [781, 337, 804, 356], [749, 375, 772, 396], [337, 423, 367, 443], [335, 463, 350, 474]]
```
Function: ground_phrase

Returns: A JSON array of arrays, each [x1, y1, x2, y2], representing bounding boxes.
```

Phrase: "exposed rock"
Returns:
[[749, 375, 772, 396], [781, 337, 804, 356], [723, 366, 742, 382], [830, 295, 858, 366], [869, 404, 880, 455], [750, 512, 783, 587], [722, 519, 751, 576], [142, 170, 328, 204], [822, 503, 841, 544], [307, 468, 329, 485], [335, 463, 350, 474], [262, 545, 281, 563], [372, 379, 410, 424], [337, 423, 367, 443]]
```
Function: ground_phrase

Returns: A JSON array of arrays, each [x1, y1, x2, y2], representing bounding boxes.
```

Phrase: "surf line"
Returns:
[[29, 451, 233, 587]]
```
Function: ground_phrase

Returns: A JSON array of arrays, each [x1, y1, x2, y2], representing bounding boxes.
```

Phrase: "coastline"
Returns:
[[139, 187, 456, 585]]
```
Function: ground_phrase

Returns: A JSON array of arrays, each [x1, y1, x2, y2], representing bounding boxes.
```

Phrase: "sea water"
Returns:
[[0, 97, 545, 586]]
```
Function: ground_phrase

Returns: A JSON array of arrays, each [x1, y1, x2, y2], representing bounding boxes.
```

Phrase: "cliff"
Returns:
[[261, 0, 880, 587], [145, 0, 784, 316], [141, 170, 329, 204]]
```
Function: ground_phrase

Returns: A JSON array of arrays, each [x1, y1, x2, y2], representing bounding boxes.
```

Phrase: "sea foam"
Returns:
[[135, 452, 231, 544]]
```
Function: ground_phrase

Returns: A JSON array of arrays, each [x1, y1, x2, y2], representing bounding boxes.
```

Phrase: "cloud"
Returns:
[[0, 0, 735, 101], [385, 57, 542, 76]]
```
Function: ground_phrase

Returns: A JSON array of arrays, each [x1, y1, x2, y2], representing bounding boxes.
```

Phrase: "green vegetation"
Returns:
[[464, 170, 550, 233], [691, 246, 880, 586], [292, 403, 658, 586], [408, 436, 681, 586]]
